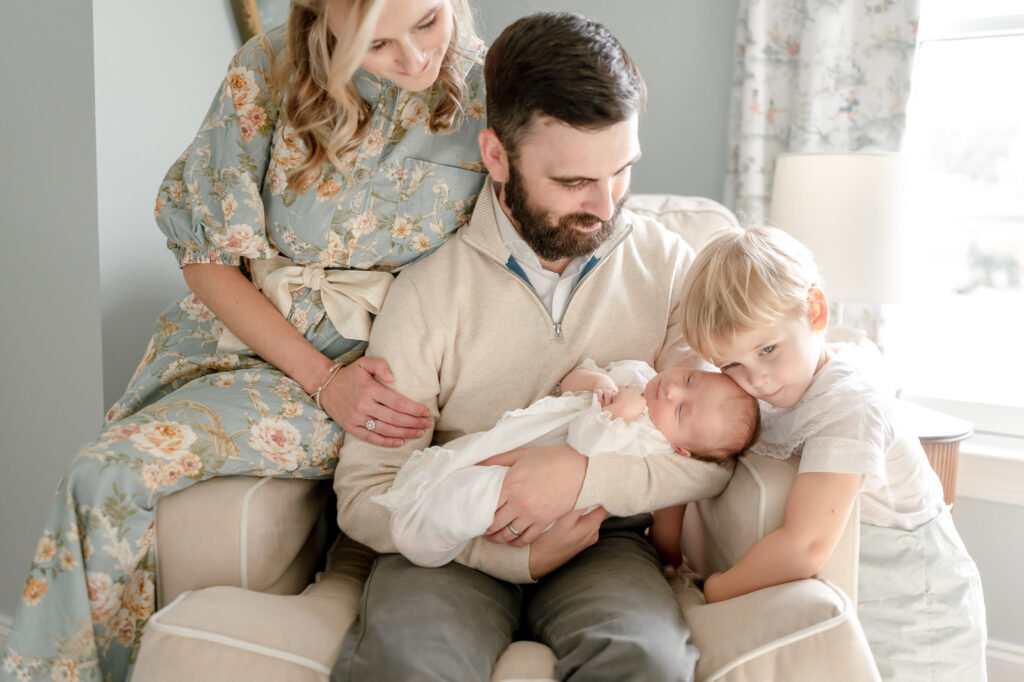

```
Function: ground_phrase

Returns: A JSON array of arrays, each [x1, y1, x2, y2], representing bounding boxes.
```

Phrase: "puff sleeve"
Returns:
[[797, 400, 889, 494], [154, 33, 282, 267]]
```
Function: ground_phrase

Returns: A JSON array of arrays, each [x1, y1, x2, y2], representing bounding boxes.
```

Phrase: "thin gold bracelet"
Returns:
[[312, 361, 345, 410]]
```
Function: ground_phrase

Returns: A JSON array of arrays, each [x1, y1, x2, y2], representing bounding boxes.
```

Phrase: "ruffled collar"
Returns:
[[749, 339, 891, 460]]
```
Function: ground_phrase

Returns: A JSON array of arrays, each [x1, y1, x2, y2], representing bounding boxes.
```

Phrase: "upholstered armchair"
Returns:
[[133, 195, 881, 681]]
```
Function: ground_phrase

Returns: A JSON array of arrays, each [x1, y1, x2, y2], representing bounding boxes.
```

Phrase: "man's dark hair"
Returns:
[[484, 12, 647, 159]]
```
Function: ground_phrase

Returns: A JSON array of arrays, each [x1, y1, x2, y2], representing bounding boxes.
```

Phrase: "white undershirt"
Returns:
[[490, 184, 590, 323]]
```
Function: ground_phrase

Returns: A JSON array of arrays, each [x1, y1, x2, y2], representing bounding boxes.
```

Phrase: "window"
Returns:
[[888, 0, 1024, 438]]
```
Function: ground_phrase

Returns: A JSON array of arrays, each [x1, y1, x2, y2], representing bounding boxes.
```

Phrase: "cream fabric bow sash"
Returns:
[[217, 255, 395, 354]]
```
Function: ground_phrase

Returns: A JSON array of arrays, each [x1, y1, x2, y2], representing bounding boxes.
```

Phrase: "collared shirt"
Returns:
[[490, 184, 591, 323]]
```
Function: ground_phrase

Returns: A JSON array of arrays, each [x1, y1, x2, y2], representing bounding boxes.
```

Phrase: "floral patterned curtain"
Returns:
[[724, 0, 921, 220]]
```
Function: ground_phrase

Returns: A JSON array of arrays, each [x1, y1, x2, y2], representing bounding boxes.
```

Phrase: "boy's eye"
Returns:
[[720, 362, 739, 371], [759, 345, 776, 356], [369, 40, 387, 52]]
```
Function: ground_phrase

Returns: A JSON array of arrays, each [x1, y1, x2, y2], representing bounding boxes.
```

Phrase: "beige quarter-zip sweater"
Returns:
[[335, 178, 732, 583]]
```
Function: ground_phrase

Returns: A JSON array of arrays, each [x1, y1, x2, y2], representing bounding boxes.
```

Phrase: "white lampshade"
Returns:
[[769, 151, 908, 305]]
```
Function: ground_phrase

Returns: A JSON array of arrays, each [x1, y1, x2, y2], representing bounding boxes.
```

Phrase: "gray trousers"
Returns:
[[331, 527, 698, 681]]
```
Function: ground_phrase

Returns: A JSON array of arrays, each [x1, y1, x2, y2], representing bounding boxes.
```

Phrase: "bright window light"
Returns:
[[888, 2, 1024, 436]]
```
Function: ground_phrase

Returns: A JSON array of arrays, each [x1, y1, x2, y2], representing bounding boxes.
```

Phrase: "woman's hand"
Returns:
[[182, 265, 432, 447], [319, 356, 432, 447]]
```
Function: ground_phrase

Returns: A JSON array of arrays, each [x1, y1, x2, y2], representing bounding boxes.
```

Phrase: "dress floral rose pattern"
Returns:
[[1, 26, 486, 682]]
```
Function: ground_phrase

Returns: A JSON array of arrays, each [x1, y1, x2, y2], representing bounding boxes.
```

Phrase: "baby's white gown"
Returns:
[[371, 360, 673, 567]]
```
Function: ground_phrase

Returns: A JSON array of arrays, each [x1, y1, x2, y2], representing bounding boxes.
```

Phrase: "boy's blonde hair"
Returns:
[[680, 225, 821, 361]]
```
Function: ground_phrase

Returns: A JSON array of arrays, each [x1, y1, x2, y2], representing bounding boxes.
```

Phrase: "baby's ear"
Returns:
[[673, 444, 692, 457]]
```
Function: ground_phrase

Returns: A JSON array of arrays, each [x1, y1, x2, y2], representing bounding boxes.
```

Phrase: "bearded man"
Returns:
[[332, 12, 731, 681]]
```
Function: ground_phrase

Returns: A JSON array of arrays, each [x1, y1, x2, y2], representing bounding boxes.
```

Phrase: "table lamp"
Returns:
[[768, 151, 909, 346]]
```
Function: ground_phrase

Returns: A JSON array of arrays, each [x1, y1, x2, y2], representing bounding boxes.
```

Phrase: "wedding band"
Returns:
[[365, 419, 376, 432], [508, 524, 522, 536]]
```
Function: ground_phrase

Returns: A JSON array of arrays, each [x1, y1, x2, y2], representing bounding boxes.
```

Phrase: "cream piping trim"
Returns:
[[737, 456, 767, 539], [148, 592, 332, 675], [703, 580, 855, 682], [239, 477, 272, 589]]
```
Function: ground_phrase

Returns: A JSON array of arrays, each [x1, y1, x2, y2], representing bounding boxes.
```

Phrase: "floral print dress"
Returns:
[[1, 26, 486, 682]]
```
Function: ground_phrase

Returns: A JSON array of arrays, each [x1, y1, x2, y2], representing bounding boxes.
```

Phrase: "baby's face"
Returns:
[[643, 368, 750, 458]]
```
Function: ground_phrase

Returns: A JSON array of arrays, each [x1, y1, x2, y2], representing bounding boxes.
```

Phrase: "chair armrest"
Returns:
[[668, 568, 879, 681], [681, 454, 859, 601]]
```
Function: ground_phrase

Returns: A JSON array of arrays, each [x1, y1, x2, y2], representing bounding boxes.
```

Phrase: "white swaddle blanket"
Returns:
[[371, 360, 673, 567]]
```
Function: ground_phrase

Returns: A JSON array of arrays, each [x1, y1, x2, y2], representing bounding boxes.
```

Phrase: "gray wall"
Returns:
[[0, 1, 105, 618], [953, 497, 1024, 647], [0, 0, 235, 619], [474, 0, 739, 200], [95, 0, 238, 409]]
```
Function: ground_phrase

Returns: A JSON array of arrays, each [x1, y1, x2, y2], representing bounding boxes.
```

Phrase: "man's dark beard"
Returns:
[[502, 161, 628, 262]]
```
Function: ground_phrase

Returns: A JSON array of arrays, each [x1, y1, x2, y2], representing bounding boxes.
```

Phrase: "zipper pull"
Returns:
[[553, 322, 563, 341]]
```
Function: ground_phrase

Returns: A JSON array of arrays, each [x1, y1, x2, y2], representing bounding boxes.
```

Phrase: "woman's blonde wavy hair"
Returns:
[[679, 225, 822, 362], [277, 0, 479, 194]]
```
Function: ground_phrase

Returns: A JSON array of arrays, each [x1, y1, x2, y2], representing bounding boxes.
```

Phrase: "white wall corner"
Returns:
[[989, 639, 1024, 682]]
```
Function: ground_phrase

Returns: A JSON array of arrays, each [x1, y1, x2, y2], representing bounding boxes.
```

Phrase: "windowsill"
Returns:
[[958, 433, 1024, 507]]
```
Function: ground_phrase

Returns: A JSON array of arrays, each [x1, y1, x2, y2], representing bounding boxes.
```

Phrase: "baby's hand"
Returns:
[[594, 385, 619, 407], [605, 385, 646, 422]]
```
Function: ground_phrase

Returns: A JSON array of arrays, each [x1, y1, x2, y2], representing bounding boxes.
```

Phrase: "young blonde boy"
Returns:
[[672, 224, 987, 681]]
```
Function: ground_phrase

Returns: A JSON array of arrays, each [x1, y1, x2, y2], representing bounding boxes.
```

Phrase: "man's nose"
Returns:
[[585, 180, 616, 222]]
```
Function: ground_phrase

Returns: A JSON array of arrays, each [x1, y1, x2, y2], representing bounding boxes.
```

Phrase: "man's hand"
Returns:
[[527, 507, 607, 579], [480, 446, 587, 546]]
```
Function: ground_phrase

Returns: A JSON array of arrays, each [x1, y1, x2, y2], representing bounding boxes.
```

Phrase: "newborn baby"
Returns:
[[372, 359, 759, 567]]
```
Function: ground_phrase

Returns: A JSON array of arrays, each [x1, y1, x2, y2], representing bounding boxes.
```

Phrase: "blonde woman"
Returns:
[[1, 1, 486, 680]]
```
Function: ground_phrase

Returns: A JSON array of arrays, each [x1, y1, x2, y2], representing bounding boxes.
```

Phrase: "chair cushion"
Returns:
[[135, 535, 375, 682], [137, 537, 875, 682], [155, 477, 331, 607], [626, 194, 740, 250]]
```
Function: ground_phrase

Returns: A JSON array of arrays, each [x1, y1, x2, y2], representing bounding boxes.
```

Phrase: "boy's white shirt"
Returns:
[[750, 341, 946, 530]]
